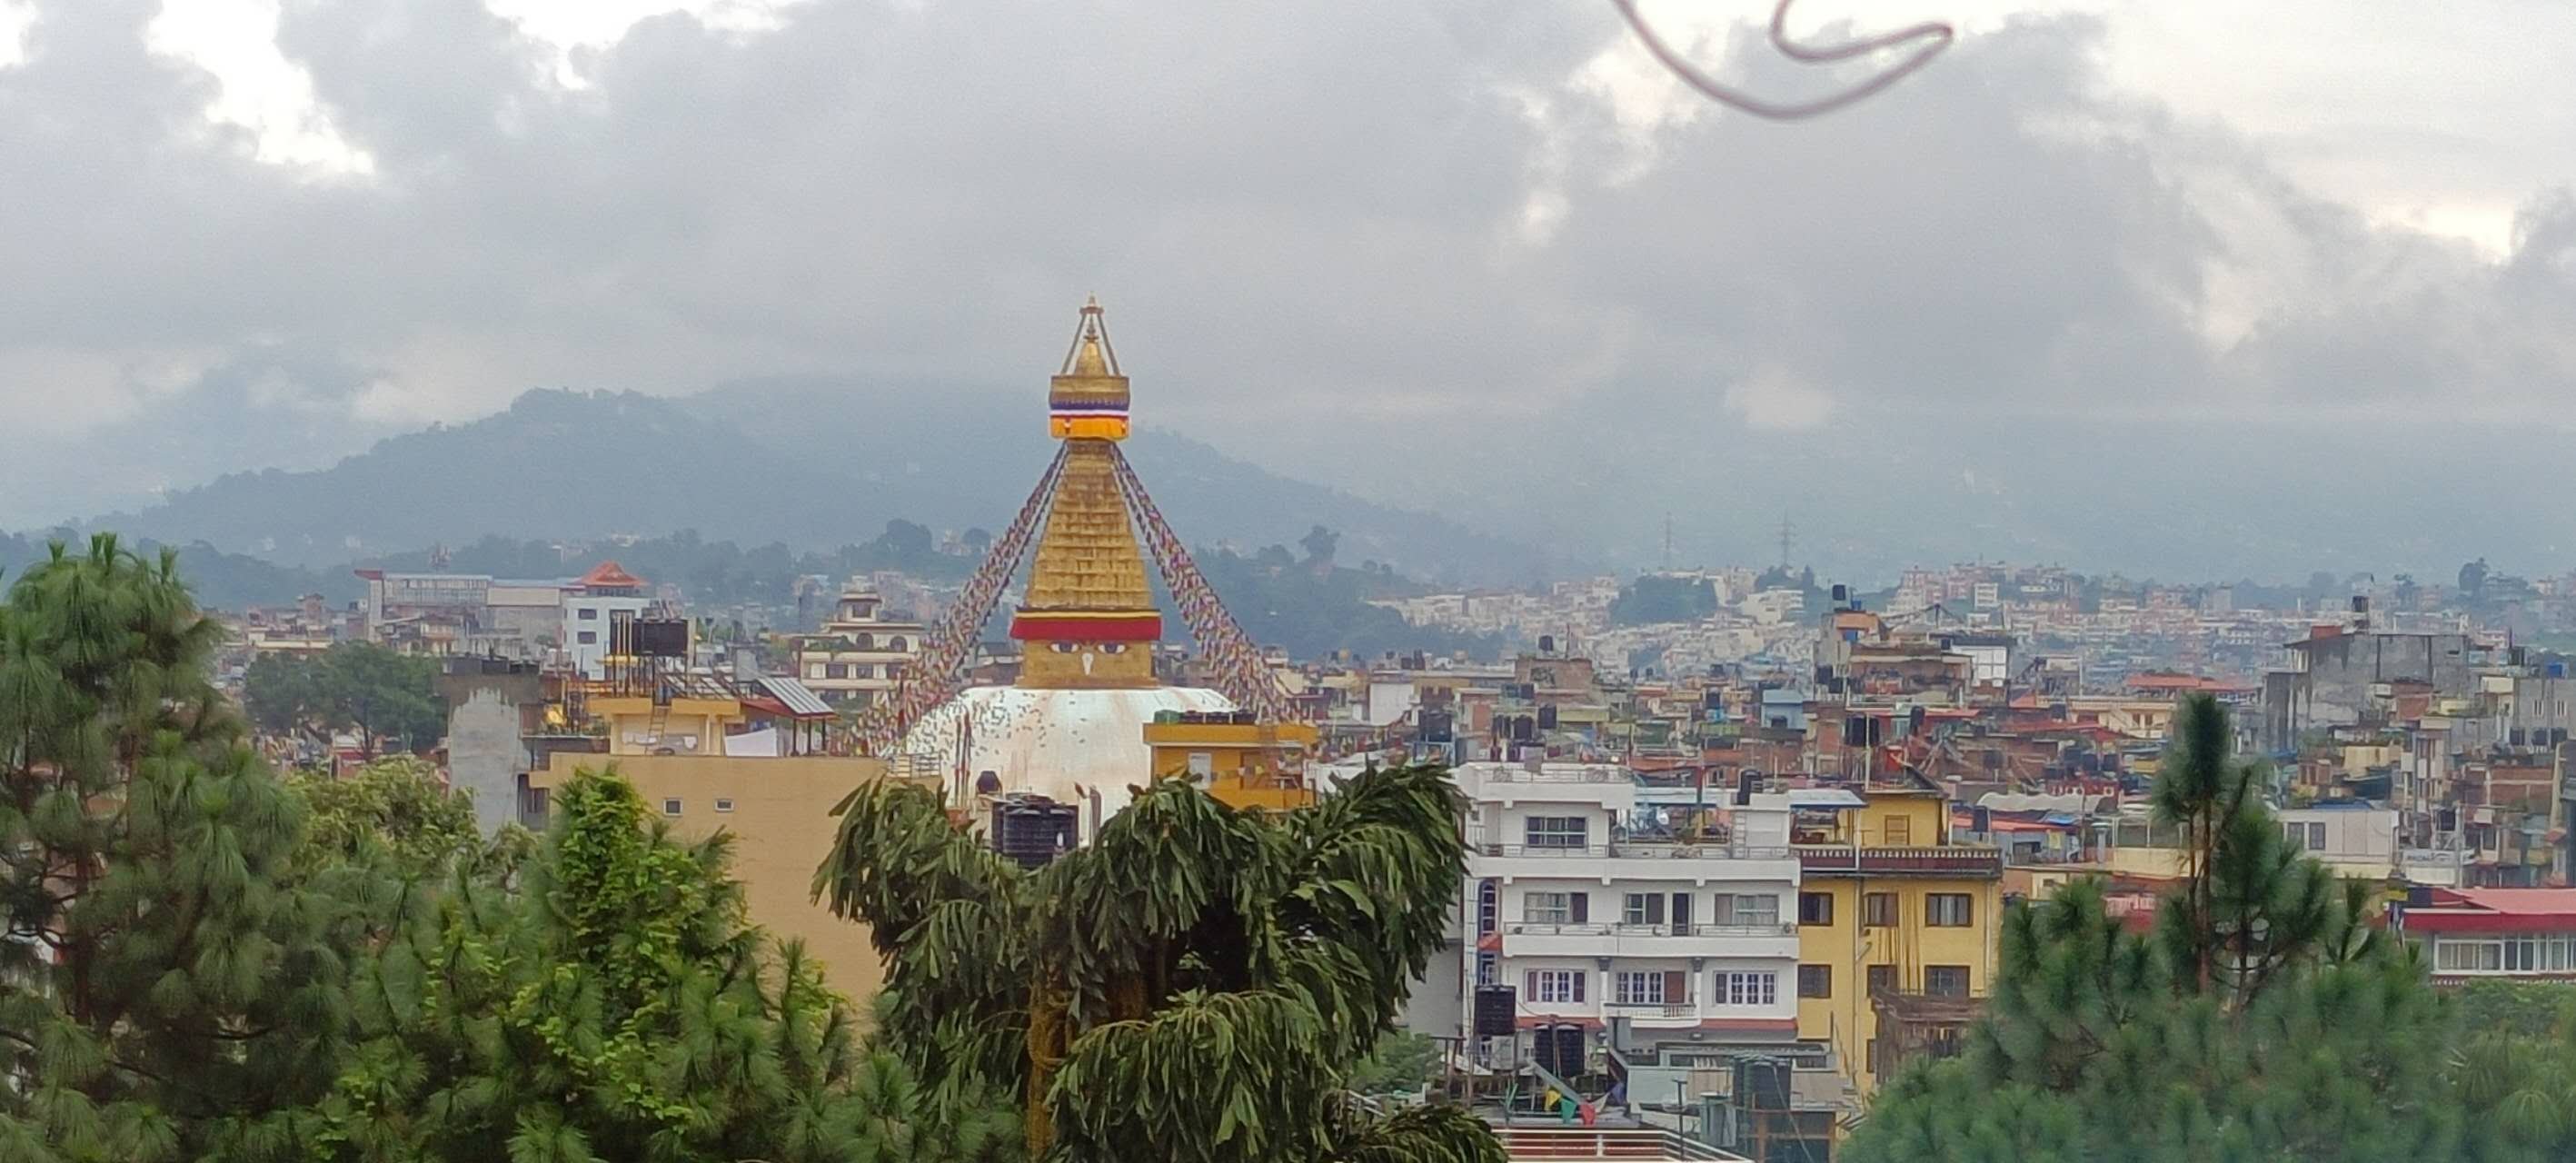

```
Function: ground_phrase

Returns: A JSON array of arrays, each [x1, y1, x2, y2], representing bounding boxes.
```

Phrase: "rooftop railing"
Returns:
[[1797, 845, 2004, 876]]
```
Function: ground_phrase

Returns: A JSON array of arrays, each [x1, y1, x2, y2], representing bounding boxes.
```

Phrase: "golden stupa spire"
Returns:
[[1013, 299, 1160, 689]]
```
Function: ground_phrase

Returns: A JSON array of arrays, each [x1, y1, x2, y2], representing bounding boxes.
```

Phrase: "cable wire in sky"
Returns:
[[1609, 0, 1953, 120]]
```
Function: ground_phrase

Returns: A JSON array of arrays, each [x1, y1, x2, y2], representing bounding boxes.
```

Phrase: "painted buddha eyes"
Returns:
[[1046, 641, 1129, 654]]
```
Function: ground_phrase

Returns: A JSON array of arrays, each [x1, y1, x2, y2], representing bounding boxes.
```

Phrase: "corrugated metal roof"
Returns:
[[758, 676, 834, 718]]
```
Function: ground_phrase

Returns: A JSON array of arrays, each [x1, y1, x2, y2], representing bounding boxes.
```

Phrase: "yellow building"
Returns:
[[588, 676, 837, 758], [1142, 711, 1320, 811], [528, 752, 917, 1003], [1791, 788, 2004, 1095]]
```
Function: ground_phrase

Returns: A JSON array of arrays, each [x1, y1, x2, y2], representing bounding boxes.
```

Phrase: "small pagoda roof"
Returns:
[[576, 561, 645, 590]]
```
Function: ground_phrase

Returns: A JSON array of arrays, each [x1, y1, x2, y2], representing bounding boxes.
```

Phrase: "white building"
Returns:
[[563, 561, 651, 680], [1449, 761, 1804, 1063], [792, 589, 925, 710], [2278, 803, 2463, 888]]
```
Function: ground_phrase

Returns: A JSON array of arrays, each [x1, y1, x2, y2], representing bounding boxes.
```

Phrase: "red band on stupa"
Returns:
[[1010, 611, 1162, 642]]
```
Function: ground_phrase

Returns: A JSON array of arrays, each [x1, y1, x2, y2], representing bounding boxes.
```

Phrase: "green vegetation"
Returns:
[[1845, 693, 2576, 1163], [1347, 1032, 1443, 1096], [818, 764, 1503, 1163], [1194, 544, 1496, 661], [245, 641, 445, 752], [1607, 574, 1718, 626], [289, 754, 531, 880], [317, 770, 1010, 1163], [0, 534, 363, 1158], [2, 533, 1494, 1162]]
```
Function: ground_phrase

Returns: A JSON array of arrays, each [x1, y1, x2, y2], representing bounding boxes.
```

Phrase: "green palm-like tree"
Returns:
[[816, 762, 1503, 1163]]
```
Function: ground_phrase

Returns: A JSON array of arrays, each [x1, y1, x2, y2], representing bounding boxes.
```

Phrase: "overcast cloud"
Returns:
[[4, 0, 2572, 574]]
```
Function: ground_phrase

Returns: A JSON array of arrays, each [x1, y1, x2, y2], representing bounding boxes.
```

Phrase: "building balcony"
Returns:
[[1498, 921, 1802, 959], [1605, 1000, 1701, 1022], [1475, 841, 1795, 861], [1797, 845, 2004, 878]]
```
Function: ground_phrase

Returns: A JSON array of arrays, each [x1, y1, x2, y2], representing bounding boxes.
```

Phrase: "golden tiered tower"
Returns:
[[1011, 299, 1162, 690]]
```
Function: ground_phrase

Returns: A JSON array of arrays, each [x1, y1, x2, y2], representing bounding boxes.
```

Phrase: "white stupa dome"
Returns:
[[894, 683, 1234, 825]]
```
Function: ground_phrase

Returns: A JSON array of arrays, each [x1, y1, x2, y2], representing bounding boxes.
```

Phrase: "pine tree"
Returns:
[[0, 535, 365, 1162], [816, 761, 1505, 1163], [315, 768, 1012, 1163], [1846, 695, 2452, 1163]]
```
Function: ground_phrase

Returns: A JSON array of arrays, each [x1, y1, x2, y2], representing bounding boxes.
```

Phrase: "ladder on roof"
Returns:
[[642, 701, 671, 750]]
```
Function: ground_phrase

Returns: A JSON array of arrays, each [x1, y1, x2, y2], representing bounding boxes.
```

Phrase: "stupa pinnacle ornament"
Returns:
[[850, 299, 1291, 762], [1013, 300, 1161, 689]]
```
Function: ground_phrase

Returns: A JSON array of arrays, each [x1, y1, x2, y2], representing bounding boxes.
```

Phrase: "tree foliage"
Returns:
[[0, 534, 368, 1162], [1606, 574, 1718, 626], [1845, 694, 2452, 1163], [244, 641, 444, 752], [289, 755, 526, 882], [315, 769, 1013, 1163], [0, 536, 1015, 1162], [817, 763, 1505, 1163], [1347, 1031, 1442, 1096]]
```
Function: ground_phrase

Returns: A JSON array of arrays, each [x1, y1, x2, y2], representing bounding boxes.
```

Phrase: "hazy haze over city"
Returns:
[[7, 0, 2574, 578]]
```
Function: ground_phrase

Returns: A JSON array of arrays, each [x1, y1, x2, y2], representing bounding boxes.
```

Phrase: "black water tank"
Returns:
[[1474, 985, 1517, 1038], [1537, 1025, 1586, 1079], [1736, 1059, 1791, 1109], [990, 799, 1079, 870]]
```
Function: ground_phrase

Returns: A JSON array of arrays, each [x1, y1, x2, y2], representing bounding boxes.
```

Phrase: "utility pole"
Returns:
[[1775, 516, 1795, 570], [1662, 512, 1674, 570]]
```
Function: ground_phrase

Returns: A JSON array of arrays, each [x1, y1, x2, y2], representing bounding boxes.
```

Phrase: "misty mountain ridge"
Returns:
[[64, 385, 1564, 585]]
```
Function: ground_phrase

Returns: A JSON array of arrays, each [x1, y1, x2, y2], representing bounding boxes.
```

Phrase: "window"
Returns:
[[1613, 971, 1666, 1006], [661, 798, 682, 817], [577, 607, 599, 621], [1187, 751, 1215, 777], [1476, 950, 1497, 986], [1716, 971, 1777, 1007], [1797, 965, 1833, 999], [1864, 892, 1898, 928], [577, 631, 598, 645], [1884, 815, 1912, 845], [1477, 880, 1498, 937], [1925, 966, 1971, 998], [825, 662, 850, 680], [851, 663, 875, 679], [889, 636, 909, 651], [1866, 964, 1896, 996], [1622, 893, 1666, 926], [2436, 939, 2502, 973], [1527, 969, 1584, 1003], [1713, 893, 1780, 928], [1524, 816, 1589, 850], [854, 633, 874, 650], [805, 662, 826, 681], [1526, 891, 1588, 925], [1926, 893, 1974, 927], [1799, 892, 1835, 926], [714, 798, 734, 813], [2288, 821, 2326, 851]]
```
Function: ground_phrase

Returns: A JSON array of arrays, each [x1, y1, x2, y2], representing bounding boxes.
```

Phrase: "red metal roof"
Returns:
[[2403, 888, 2576, 934]]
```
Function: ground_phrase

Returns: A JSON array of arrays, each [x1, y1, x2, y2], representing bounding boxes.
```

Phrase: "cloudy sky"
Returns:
[[5, 0, 2573, 572]]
